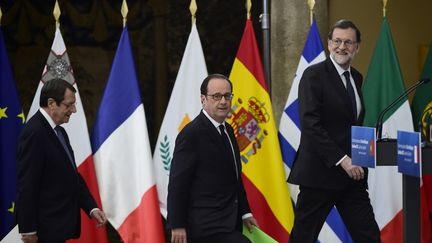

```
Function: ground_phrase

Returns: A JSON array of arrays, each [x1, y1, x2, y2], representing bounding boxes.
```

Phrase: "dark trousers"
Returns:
[[38, 240, 65, 243], [290, 185, 381, 243], [191, 231, 251, 243]]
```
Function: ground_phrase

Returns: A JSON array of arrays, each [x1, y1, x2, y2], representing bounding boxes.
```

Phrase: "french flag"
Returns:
[[91, 27, 165, 243]]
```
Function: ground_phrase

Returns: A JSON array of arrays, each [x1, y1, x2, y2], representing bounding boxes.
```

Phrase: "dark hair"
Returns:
[[39, 78, 76, 107], [328, 19, 361, 43], [200, 73, 233, 95]]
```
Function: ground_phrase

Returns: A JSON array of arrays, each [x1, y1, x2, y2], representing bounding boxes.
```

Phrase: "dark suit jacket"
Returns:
[[15, 110, 97, 241], [167, 111, 251, 238], [288, 58, 367, 190]]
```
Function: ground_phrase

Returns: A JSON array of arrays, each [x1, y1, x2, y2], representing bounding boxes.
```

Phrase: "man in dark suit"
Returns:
[[167, 74, 257, 243], [15, 79, 107, 243], [288, 20, 381, 243]]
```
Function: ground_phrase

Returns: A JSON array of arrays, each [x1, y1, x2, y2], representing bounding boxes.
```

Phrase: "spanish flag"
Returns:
[[227, 19, 294, 242]]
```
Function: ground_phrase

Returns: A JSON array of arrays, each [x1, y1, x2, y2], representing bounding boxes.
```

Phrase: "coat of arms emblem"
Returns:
[[229, 97, 270, 163]]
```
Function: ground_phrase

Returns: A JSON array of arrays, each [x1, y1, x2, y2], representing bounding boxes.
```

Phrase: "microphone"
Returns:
[[376, 78, 430, 140]]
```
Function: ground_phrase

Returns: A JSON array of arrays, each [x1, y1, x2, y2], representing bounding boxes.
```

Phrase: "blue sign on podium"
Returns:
[[397, 130, 421, 177], [351, 126, 376, 168]]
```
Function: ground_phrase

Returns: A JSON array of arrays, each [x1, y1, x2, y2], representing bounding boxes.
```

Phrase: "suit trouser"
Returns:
[[191, 231, 251, 243], [290, 184, 381, 243], [38, 240, 65, 243]]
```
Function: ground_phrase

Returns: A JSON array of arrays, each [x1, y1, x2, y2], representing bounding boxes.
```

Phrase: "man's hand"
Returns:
[[171, 228, 187, 243], [91, 209, 107, 227], [340, 156, 364, 181], [243, 216, 258, 232], [21, 234, 37, 243]]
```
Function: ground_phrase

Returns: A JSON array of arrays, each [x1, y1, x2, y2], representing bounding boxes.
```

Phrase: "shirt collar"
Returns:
[[39, 108, 57, 130], [202, 109, 225, 130]]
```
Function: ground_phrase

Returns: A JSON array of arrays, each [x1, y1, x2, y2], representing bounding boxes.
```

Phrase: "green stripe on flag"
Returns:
[[362, 17, 407, 127], [411, 43, 432, 131]]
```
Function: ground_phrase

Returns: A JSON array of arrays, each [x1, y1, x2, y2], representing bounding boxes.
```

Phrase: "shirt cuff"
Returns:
[[242, 213, 253, 220], [336, 155, 348, 166], [90, 208, 100, 216], [21, 232, 37, 235]]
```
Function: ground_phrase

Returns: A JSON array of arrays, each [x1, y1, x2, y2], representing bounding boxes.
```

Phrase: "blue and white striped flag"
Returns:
[[278, 19, 353, 243]]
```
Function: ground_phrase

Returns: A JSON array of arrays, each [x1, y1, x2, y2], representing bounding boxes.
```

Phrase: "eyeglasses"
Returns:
[[60, 101, 76, 109], [206, 93, 234, 101], [331, 39, 357, 48]]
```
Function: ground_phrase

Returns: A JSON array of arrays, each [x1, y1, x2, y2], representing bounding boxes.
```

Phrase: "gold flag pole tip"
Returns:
[[190, 0, 197, 25], [121, 0, 129, 27], [53, 0, 61, 28], [246, 0, 252, 20]]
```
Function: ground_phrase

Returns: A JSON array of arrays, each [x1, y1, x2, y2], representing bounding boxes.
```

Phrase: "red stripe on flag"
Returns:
[[380, 182, 432, 243], [117, 185, 165, 243], [423, 175, 432, 210], [235, 20, 268, 91], [421, 180, 432, 243], [380, 210, 402, 243], [242, 174, 289, 242], [68, 156, 108, 243]]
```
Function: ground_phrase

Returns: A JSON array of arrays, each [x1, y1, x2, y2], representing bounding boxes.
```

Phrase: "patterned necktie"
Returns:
[[343, 71, 357, 119], [219, 124, 238, 179], [55, 126, 76, 170]]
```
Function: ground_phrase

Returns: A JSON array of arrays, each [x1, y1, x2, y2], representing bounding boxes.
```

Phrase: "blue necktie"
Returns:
[[343, 71, 357, 119], [55, 126, 76, 170]]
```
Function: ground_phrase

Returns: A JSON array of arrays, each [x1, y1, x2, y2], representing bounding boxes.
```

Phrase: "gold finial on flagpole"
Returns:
[[383, 0, 388, 17], [53, 0, 61, 29], [308, 0, 315, 25], [121, 0, 129, 27], [246, 0, 251, 20], [189, 0, 197, 25]]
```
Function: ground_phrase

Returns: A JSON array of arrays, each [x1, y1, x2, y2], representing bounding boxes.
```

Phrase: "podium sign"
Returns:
[[351, 126, 376, 168], [397, 130, 421, 177]]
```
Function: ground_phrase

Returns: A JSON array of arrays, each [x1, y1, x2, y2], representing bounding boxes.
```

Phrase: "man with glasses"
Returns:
[[168, 74, 257, 243], [16, 79, 107, 243], [288, 20, 381, 242]]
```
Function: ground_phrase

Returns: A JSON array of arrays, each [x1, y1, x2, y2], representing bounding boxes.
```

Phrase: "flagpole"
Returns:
[[0, 7, 3, 26], [260, 0, 271, 93]]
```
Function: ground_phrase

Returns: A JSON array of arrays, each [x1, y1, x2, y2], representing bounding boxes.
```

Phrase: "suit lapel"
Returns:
[[36, 111, 63, 150], [36, 111, 76, 171], [226, 124, 241, 178], [198, 112, 240, 179], [352, 70, 366, 124], [198, 112, 228, 152], [325, 59, 360, 124]]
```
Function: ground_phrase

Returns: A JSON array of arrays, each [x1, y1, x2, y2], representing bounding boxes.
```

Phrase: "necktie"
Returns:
[[343, 71, 357, 119], [55, 126, 76, 170], [219, 124, 238, 179]]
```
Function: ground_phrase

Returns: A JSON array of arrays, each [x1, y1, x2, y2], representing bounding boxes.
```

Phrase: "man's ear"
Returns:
[[47, 98, 56, 108]]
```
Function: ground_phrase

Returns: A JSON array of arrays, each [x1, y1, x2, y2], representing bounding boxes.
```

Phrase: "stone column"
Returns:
[[149, 0, 169, 135], [270, 0, 328, 126]]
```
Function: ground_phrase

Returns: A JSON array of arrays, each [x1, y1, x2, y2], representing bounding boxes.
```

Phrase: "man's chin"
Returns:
[[216, 113, 228, 121], [335, 57, 350, 67]]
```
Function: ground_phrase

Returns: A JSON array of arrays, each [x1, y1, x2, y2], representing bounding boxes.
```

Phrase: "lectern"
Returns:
[[377, 140, 432, 243]]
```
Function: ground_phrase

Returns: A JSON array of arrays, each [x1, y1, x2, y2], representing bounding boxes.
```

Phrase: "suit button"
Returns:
[[235, 199, 238, 204]]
